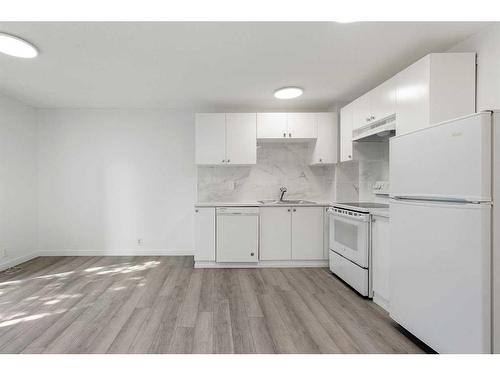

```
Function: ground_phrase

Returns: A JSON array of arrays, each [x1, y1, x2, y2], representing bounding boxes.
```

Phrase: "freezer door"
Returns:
[[390, 112, 492, 202], [390, 198, 491, 353]]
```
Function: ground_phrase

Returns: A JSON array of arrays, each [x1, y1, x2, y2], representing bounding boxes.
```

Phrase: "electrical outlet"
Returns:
[[137, 239, 143, 246]]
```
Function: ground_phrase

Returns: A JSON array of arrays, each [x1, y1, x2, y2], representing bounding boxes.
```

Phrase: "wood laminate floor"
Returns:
[[0, 256, 429, 354]]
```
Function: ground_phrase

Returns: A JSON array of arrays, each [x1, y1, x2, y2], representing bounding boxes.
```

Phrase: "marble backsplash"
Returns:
[[197, 143, 335, 202], [335, 141, 390, 202]]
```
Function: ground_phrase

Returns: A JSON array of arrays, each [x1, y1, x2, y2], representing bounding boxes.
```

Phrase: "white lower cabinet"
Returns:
[[260, 207, 292, 260], [372, 214, 390, 310], [291, 207, 324, 260], [194, 207, 216, 262], [259, 206, 325, 261]]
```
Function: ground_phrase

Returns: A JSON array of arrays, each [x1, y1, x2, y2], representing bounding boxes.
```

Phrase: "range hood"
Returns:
[[352, 114, 396, 142]]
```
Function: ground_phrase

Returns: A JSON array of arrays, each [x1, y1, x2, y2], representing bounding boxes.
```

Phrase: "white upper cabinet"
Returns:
[[225, 113, 257, 165], [396, 53, 476, 136], [310, 112, 338, 165], [195, 113, 226, 165], [195, 113, 257, 165], [257, 112, 318, 140], [371, 76, 397, 123], [352, 78, 397, 130], [339, 52, 476, 159], [340, 103, 354, 162], [352, 94, 371, 130], [287, 113, 317, 139], [256, 113, 288, 138]]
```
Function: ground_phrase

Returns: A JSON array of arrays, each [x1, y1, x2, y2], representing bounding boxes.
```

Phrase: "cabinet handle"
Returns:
[[371, 115, 376, 120], [283, 132, 286, 137], [222, 159, 225, 163], [366, 117, 371, 122], [288, 133, 292, 137], [251, 252, 254, 256], [287, 209, 291, 212], [227, 159, 230, 163], [348, 155, 352, 159], [293, 208, 296, 212], [195, 209, 199, 213], [319, 158, 323, 163]]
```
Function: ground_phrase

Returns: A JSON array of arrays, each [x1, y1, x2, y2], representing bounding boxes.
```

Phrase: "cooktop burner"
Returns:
[[333, 202, 389, 213]]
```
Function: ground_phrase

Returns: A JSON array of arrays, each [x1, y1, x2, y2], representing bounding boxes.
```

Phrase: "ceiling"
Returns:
[[0, 22, 492, 110]]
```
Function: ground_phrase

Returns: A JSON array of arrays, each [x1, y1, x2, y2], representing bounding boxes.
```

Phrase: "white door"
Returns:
[[217, 211, 259, 263], [310, 113, 338, 165], [371, 214, 390, 310], [390, 112, 492, 202], [395, 55, 430, 136], [194, 207, 216, 262], [371, 77, 396, 122], [225, 113, 257, 165], [287, 113, 317, 139], [390, 199, 491, 353], [352, 94, 371, 130], [195, 113, 226, 165], [260, 207, 292, 260], [291, 207, 324, 260], [340, 103, 354, 162], [256, 113, 287, 139]]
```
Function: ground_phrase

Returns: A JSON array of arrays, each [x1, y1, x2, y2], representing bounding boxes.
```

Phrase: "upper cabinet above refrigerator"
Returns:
[[339, 52, 476, 162], [396, 53, 476, 136]]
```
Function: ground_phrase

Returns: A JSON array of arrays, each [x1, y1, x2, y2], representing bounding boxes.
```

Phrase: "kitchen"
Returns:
[[1, 16, 500, 363]]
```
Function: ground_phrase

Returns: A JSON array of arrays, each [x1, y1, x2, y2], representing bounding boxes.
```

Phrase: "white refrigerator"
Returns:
[[389, 111, 500, 354]]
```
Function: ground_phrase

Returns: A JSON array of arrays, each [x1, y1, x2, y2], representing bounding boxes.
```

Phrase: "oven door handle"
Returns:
[[328, 210, 370, 223]]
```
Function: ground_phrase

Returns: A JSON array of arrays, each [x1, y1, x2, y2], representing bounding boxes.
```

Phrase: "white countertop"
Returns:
[[195, 201, 332, 207], [195, 201, 390, 217], [370, 208, 390, 218]]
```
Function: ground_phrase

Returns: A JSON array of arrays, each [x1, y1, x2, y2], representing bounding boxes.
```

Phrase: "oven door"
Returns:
[[328, 209, 370, 268]]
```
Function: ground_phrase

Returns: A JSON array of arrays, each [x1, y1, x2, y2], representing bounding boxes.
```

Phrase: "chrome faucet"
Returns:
[[279, 186, 288, 201]]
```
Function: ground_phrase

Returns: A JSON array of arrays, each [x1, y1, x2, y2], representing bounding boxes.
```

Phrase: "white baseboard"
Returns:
[[38, 249, 194, 257], [194, 259, 328, 268], [0, 252, 39, 272]]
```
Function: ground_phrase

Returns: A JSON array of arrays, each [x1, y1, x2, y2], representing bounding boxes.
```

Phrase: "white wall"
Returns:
[[0, 94, 38, 270], [449, 23, 500, 111], [37, 109, 196, 255]]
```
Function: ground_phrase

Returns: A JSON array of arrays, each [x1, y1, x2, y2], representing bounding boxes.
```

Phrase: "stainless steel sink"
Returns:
[[258, 199, 316, 205]]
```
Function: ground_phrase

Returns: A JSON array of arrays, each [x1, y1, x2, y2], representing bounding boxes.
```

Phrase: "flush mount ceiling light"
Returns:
[[274, 87, 303, 99], [0, 33, 38, 58]]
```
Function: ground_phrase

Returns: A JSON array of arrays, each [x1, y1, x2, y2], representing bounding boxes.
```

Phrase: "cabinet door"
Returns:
[[371, 76, 396, 122], [396, 55, 430, 136], [195, 113, 226, 165], [287, 113, 317, 139], [226, 113, 257, 165], [260, 207, 292, 260], [291, 207, 324, 260], [257, 113, 287, 139], [372, 215, 390, 310], [311, 113, 338, 165], [194, 207, 216, 262], [352, 94, 371, 130], [340, 104, 354, 162]]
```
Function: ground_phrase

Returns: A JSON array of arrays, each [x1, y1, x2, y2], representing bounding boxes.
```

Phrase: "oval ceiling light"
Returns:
[[274, 87, 303, 99], [0, 33, 38, 58]]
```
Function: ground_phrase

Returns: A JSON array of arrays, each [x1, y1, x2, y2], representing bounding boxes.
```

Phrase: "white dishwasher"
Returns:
[[216, 207, 259, 263]]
